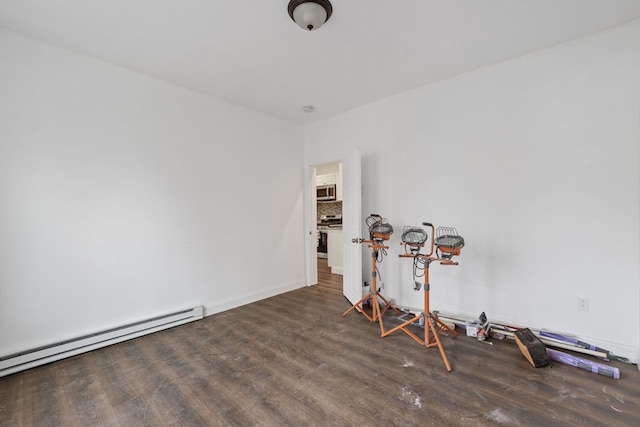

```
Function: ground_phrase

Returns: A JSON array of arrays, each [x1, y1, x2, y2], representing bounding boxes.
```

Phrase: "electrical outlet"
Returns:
[[577, 297, 589, 312]]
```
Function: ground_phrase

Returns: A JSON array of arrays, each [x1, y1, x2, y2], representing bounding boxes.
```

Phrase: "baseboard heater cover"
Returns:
[[0, 306, 204, 377]]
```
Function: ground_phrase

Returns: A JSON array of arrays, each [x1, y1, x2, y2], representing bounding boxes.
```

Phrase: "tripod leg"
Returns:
[[372, 294, 385, 334], [433, 317, 458, 336], [370, 292, 394, 335], [381, 315, 423, 344], [343, 292, 374, 322], [376, 293, 401, 315], [426, 316, 452, 372]]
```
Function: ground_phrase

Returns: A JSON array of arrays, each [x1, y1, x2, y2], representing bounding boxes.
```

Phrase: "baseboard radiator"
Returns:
[[0, 306, 204, 377]]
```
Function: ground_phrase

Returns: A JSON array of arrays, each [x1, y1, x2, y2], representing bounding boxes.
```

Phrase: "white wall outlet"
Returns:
[[577, 297, 589, 312]]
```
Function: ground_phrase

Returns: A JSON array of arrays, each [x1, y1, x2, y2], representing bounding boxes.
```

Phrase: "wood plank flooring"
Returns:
[[1, 263, 639, 426], [316, 258, 342, 293]]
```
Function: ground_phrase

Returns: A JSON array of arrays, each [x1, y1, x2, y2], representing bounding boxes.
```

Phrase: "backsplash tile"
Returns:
[[317, 201, 342, 222]]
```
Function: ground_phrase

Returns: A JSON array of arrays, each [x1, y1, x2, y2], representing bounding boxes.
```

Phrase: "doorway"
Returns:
[[315, 162, 343, 292], [306, 148, 362, 304]]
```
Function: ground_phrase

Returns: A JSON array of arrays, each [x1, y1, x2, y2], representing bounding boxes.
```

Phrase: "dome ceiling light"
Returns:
[[287, 0, 333, 31]]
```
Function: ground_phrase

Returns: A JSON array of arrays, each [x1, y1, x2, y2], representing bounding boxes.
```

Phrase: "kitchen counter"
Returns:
[[327, 229, 343, 275]]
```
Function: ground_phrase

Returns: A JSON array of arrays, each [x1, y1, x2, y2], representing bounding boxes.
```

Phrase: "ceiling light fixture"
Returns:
[[288, 0, 332, 31]]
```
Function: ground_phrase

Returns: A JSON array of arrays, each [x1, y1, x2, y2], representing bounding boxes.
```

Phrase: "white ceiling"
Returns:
[[1, 0, 639, 124]]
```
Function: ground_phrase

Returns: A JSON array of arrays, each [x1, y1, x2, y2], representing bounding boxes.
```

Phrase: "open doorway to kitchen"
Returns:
[[315, 162, 343, 293]]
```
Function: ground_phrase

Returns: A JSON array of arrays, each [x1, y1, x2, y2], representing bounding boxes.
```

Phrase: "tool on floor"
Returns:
[[514, 328, 551, 368], [546, 348, 620, 379], [477, 312, 491, 341], [381, 222, 464, 372], [539, 331, 630, 363], [343, 214, 401, 335]]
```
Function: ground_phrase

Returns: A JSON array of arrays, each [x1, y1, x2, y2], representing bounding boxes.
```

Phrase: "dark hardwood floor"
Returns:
[[1, 263, 639, 426], [316, 258, 342, 293]]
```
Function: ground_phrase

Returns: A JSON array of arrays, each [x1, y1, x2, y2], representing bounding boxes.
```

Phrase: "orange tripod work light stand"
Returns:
[[381, 222, 465, 372], [342, 214, 401, 335]]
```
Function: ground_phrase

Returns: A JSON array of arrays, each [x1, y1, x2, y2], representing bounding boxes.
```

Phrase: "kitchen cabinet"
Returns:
[[316, 173, 336, 186], [327, 229, 343, 275]]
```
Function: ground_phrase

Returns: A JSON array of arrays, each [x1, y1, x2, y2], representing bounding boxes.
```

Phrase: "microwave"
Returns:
[[317, 184, 336, 201]]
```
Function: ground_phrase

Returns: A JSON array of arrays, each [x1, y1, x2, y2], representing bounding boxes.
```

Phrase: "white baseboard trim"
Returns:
[[411, 306, 639, 365], [0, 306, 204, 377], [395, 304, 640, 370], [204, 280, 306, 317]]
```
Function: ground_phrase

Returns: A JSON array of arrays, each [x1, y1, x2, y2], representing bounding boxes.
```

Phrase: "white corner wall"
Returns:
[[0, 29, 306, 355], [305, 21, 640, 362]]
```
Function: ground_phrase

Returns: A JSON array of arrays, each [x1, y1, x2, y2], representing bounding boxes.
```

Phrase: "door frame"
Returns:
[[305, 149, 362, 305], [305, 160, 341, 287]]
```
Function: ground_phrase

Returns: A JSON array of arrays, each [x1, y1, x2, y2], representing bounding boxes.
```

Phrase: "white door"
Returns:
[[307, 166, 318, 286], [342, 148, 362, 304]]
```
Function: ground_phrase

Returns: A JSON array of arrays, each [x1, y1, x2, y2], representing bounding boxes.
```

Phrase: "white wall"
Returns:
[[0, 29, 306, 355], [305, 21, 640, 361]]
